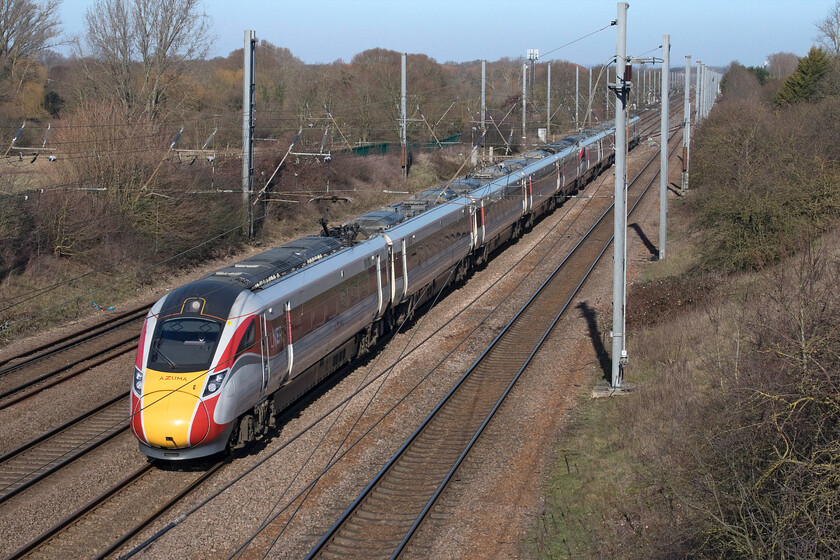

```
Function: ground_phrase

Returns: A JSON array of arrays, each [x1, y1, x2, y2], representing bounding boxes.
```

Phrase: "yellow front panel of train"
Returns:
[[141, 369, 208, 448]]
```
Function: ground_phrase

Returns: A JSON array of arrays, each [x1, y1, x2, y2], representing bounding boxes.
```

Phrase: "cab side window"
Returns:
[[236, 321, 256, 355]]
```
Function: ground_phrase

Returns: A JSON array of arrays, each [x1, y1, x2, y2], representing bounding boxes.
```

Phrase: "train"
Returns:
[[130, 117, 642, 459]]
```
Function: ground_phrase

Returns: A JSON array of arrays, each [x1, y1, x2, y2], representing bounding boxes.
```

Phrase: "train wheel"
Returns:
[[231, 413, 255, 449], [358, 325, 378, 355], [225, 423, 240, 454], [455, 259, 470, 283], [255, 397, 274, 434]]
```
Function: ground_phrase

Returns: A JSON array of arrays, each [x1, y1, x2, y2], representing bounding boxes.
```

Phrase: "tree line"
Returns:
[[0, 0, 629, 343], [1, 0, 623, 155]]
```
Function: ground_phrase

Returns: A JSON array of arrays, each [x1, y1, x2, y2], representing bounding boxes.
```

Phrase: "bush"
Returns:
[[588, 245, 840, 559], [775, 47, 831, 105], [689, 246, 840, 558], [691, 96, 840, 272], [0, 194, 35, 281]]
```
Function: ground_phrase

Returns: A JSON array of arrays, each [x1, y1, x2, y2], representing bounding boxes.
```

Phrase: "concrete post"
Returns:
[[242, 30, 256, 239], [611, 2, 629, 388], [522, 63, 527, 141], [575, 65, 579, 128], [481, 59, 486, 155], [659, 34, 670, 261], [682, 55, 691, 193], [401, 53, 407, 178], [695, 62, 702, 124], [547, 63, 551, 137]]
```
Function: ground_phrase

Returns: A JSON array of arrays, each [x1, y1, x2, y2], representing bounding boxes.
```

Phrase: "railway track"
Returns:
[[6, 459, 225, 560], [0, 306, 147, 410], [0, 392, 130, 505], [0, 108, 665, 416], [306, 126, 681, 559], [0, 110, 674, 559]]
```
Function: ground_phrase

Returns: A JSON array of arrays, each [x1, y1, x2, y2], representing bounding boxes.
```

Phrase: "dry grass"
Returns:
[[536, 229, 840, 560], [533, 299, 727, 558]]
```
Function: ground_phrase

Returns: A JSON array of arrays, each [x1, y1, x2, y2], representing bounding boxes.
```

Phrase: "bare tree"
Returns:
[[815, 1, 840, 55], [720, 63, 762, 102], [82, 0, 133, 113], [0, 0, 61, 81], [766, 52, 799, 79], [81, 0, 212, 118]]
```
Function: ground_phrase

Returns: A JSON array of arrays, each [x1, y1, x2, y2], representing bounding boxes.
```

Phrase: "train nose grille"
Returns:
[[141, 391, 209, 448]]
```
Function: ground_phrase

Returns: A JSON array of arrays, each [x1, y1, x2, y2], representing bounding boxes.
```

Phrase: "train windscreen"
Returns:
[[149, 318, 222, 372]]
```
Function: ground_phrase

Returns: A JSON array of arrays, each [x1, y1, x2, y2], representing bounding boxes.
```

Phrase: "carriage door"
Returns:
[[528, 175, 533, 211], [259, 313, 271, 395], [284, 302, 294, 383], [384, 235, 396, 307]]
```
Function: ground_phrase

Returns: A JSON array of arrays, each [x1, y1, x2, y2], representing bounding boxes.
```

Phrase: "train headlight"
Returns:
[[133, 367, 144, 395], [203, 370, 228, 397]]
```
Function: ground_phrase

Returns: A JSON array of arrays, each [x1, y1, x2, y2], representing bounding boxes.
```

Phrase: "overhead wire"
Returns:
[[6, 19, 647, 549], [26, 114, 634, 554], [123, 158, 613, 559], [9, 11, 598, 351], [540, 22, 616, 59], [233, 117, 634, 551], [2, 123, 477, 317], [0, 113, 235, 133], [263, 264, 466, 556], [251, 151, 632, 560], [225, 152, 621, 557], [230, 271, 448, 560]]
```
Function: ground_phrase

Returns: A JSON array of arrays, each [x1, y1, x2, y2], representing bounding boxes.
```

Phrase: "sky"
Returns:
[[58, 0, 833, 69]]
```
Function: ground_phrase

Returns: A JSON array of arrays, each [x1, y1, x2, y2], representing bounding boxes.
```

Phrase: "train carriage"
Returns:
[[131, 116, 643, 459], [383, 200, 474, 308]]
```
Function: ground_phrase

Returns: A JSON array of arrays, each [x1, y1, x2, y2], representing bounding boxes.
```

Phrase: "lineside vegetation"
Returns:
[[535, 46, 840, 559]]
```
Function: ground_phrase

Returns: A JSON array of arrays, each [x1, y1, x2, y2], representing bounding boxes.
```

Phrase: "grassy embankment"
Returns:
[[533, 59, 840, 558]]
